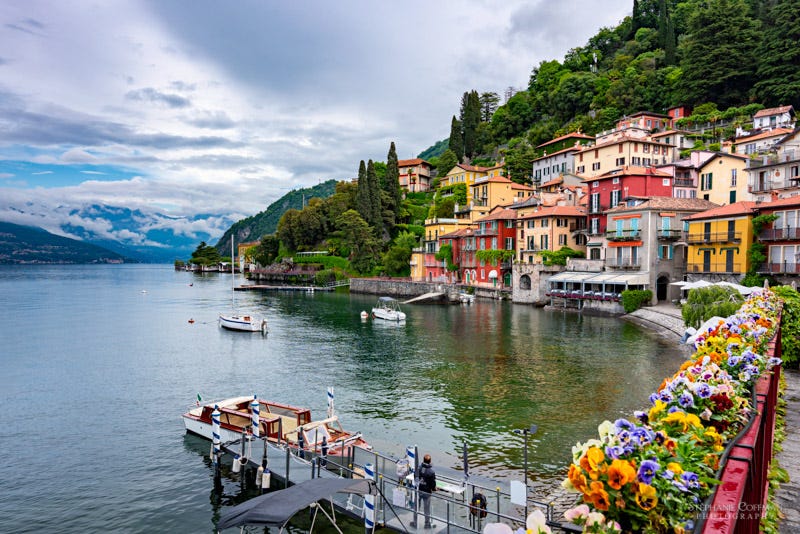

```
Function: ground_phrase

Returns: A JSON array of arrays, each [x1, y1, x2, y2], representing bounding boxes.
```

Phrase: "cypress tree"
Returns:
[[752, 0, 800, 108], [449, 116, 464, 162], [366, 159, 383, 234], [385, 142, 402, 219], [463, 90, 481, 159], [356, 160, 371, 224]]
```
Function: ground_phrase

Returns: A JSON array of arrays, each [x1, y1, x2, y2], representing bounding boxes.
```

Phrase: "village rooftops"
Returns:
[[518, 205, 586, 219], [398, 158, 432, 167], [682, 201, 759, 221], [586, 166, 673, 181], [474, 207, 518, 222], [735, 127, 793, 144], [604, 197, 719, 214], [536, 131, 594, 150], [754, 105, 795, 118]]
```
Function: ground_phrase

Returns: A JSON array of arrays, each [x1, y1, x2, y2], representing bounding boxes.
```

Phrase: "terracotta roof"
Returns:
[[537, 132, 594, 149], [575, 133, 659, 152], [532, 145, 583, 161], [456, 163, 488, 172], [735, 127, 793, 143], [519, 205, 586, 219], [620, 111, 670, 119], [683, 201, 758, 221], [398, 158, 431, 167], [696, 152, 748, 169], [754, 106, 794, 118], [439, 227, 476, 239], [649, 129, 686, 139], [540, 176, 563, 188], [755, 195, 800, 210], [605, 197, 719, 214], [475, 207, 518, 222], [507, 196, 541, 209]]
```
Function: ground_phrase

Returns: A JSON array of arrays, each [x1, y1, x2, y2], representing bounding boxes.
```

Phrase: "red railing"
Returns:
[[699, 324, 782, 534]]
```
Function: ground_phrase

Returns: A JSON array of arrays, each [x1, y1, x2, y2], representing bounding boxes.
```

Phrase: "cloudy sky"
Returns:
[[0, 0, 630, 242]]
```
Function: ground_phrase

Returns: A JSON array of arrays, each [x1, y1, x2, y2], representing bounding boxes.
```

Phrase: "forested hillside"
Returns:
[[421, 0, 800, 183], [0, 222, 130, 264], [215, 179, 337, 253]]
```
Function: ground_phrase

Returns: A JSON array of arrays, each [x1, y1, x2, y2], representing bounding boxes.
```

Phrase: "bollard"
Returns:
[[364, 463, 375, 534], [285, 447, 291, 488], [298, 429, 305, 460], [321, 436, 328, 468], [327, 386, 335, 418], [250, 395, 260, 439]]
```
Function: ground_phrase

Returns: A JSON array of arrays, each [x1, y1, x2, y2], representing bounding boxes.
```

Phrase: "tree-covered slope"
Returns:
[[0, 221, 131, 264], [215, 179, 338, 251]]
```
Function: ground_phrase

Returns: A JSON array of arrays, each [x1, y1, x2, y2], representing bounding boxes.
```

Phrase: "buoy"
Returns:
[[188, 318, 195, 324], [261, 467, 271, 489], [232, 455, 241, 473], [360, 311, 368, 319], [256, 465, 264, 485]]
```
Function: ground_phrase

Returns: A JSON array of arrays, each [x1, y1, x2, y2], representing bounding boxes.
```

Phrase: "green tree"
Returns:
[[503, 138, 536, 184], [336, 209, 379, 274], [677, 0, 759, 108], [367, 160, 383, 235], [356, 160, 371, 225], [752, 0, 800, 108], [385, 142, 402, 221], [276, 209, 301, 251], [252, 234, 280, 266], [479, 92, 500, 122], [189, 241, 222, 266], [463, 90, 481, 159], [449, 116, 464, 162], [436, 149, 458, 181], [382, 231, 419, 276]]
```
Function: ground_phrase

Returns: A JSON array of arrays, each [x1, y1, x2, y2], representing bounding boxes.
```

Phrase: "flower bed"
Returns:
[[561, 289, 783, 534]]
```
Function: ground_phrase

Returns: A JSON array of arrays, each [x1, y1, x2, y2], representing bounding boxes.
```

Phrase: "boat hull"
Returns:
[[219, 314, 267, 333], [371, 308, 406, 321]]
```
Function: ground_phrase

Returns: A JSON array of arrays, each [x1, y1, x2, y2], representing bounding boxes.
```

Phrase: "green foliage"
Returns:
[[189, 241, 222, 266], [384, 142, 402, 225], [538, 246, 586, 266], [681, 286, 745, 329], [772, 286, 800, 368], [753, 0, 800, 108], [252, 234, 280, 266], [434, 197, 455, 218], [292, 254, 349, 270], [449, 116, 464, 162], [436, 149, 458, 180], [418, 138, 448, 161], [475, 249, 514, 264], [751, 214, 778, 235], [395, 223, 424, 238], [621, 289, 653, 313]]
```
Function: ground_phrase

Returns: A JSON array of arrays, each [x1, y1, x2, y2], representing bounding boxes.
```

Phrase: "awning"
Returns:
[[549, 271, 649, 286], [586, 241, 603, 246], [548, 271, 597, 283], [218, 477, 374, 530]]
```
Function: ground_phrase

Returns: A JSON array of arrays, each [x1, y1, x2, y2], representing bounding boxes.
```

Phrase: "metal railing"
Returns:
[[686, 232, 742, 244], [757, 262, 800, 274], [605, 229, 641, 241], [657, 229, 685, 240], [605, 258, 642, 269], [689, 263, 740, 274], [758, 227, 800, 241]]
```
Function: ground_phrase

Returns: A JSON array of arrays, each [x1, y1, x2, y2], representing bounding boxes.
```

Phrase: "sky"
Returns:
[[0, 0, 631, 244]]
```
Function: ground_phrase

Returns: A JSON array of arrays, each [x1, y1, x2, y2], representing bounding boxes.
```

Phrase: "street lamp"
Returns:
[[513, 424, 539, 519]]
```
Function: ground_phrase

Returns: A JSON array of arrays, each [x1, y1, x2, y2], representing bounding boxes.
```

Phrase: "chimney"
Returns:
[[771, 190, 779, 202]]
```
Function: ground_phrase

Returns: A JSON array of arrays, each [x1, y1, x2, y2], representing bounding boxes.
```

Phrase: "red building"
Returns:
[[460, 207, 518, 287], [586, 166, 674, 237]]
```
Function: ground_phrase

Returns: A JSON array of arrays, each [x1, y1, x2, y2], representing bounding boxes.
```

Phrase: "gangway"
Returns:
[[403, 292, 444, 304]]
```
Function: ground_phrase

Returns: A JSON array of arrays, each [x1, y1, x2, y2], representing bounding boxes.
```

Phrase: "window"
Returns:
[[653, 146, 660, 155], [700, 172, 713, 191], [729, 190, 736, 204], [610, 189, 621, 207], [658, 245, 672, 260], [592, 181, 599, 188], [491, 237, 497, 249], [643, 158, 651, 165], [505, 237, 514, 250], [731, 168, 737, 187], [558, 234, 567, 246], [618, 144, 624, 153], [590, 193, 600, 213], [541, 218, 549, 228], [612, 177, 620, 184], [505, 220, 514, 228], [577, 165, 585, 173], [643, 144, 650, 153], [527, 219, 535, 229], [662, 178, 670, 186], [631, 156, 641, 165], [590, 218, 600, 234], [592, 162, 601, 171]]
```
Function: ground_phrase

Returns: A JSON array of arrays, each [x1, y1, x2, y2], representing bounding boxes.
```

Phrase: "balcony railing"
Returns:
[[759, 227, 800, 241], [587, 226, 607, 236], [606, 229, 641, 241], [475, 228, 498, 236], [689, 262, 739, 274], [686, 231, 742, 244], [657, 229, 685, 240], [673, 178, 695, 187], [605, 258, 642, 269], [588, 204, 607, 214], [757, 262, 800, 274]]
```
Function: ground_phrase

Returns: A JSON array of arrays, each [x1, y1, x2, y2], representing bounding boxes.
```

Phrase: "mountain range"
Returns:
[[0, 221, 130, 264]]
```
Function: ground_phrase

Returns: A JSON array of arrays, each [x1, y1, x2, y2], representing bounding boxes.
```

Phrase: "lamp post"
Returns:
[[513, 424, 538, 520]]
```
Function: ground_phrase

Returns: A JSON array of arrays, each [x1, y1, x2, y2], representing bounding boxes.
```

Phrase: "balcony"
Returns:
[[657, 229, 684, 240], [689, 262, 739, 274], [673, 178, 695, 187], [588, 204, 607, 215], [757, 262, 800, 274], [587, 226, 607, 237], [759, 227, 800, 241], [605, 258, 642, 270], [475, 228, 499, 236], [606, 229, 641, 242], [686, 231, 742, 244]]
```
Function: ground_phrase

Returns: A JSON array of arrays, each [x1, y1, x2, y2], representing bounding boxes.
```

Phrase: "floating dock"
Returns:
[[234, 284, 334, 292]]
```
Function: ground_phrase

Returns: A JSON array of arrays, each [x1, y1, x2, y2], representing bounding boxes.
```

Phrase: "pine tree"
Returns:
[[479, 92, 500, 122], [449, 116, 464, 162], [752, 0, 800, 108], [356, 160, 371, 224], [385, 142, 402, 219], [677, 0, 759, 108], [366, 159, 383, 234]]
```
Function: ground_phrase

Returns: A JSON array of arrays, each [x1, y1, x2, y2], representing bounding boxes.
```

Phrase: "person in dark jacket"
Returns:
[[413, 454, 436, 528]]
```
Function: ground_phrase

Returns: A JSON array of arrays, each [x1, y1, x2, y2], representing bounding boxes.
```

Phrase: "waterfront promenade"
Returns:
[[626, 303, 800, 534]]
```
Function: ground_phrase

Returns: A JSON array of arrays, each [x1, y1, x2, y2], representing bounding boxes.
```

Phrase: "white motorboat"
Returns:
[[371, 296, 406, 321], [182, 395, 370, 457]]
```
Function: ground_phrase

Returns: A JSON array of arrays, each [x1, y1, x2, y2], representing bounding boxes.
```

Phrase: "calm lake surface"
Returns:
[[0, 264, 686, 532]]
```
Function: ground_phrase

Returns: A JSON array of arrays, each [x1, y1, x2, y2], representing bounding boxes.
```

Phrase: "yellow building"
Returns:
[[696, 152, 750, 205], [683, 202, 757, 278], [517, 205, 587, 264], [442, 163, 488, 189], [467, 174, 534, 220], [574, 130, 676, 178]]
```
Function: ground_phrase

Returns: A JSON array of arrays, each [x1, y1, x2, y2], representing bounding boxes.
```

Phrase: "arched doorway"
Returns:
[[519, 274, 531, 290], [656, 275, 669, 301]]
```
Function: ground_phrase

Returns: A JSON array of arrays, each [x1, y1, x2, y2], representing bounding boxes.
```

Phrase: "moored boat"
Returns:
[[218, 314, 268, 333], [182, 395, 370, 457], [371, 296, 406, 321]]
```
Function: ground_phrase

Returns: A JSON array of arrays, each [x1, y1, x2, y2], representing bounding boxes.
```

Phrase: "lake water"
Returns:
[[0, 264, 686, 532]]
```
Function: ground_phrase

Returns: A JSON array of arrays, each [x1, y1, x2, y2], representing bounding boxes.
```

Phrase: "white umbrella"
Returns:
[[715, 281, 756, 295], [683, 280, 714, 290], [669, 281, 689, 287]]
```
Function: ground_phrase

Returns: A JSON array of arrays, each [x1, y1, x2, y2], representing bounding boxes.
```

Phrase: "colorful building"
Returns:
[[754, 195, 800, 279], [694, 152, 750, 205], [398, 158, 433, 192], [517, 205, 587, 264], [467, 207, 518, 287], [683, 202, 757, 280], [575, 130, 676, 178]]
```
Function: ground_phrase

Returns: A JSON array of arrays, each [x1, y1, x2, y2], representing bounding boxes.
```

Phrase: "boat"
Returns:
[[219, 241, 267, 333], [371, 296, 406, 321], [182, 395, 370, 457], [458, 292, 475, 304]]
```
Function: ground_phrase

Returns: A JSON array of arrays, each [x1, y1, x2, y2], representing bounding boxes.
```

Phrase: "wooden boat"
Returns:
[[371, 296, 406, 321], [182, 396, 370, 457]]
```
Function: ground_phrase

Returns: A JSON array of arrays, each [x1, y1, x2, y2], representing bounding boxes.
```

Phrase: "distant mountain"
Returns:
[[0, 221, 131, 264], [418, 139, 448, 161], [215, 180, 338, 252]]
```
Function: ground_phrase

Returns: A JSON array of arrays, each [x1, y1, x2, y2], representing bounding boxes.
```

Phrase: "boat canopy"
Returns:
[[377, 296, 397, 302], [217, 477, 374, 530]]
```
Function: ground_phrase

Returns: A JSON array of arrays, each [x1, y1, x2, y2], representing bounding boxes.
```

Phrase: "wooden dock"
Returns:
[[234, 284, 335, 292]]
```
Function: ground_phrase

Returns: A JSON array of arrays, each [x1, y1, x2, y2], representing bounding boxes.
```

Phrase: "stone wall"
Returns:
[[350, 278, 511, 301], [512, 263, 563, 304]]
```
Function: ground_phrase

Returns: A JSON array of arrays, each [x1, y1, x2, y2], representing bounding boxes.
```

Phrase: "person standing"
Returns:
[[413, 454, 436, 528]]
